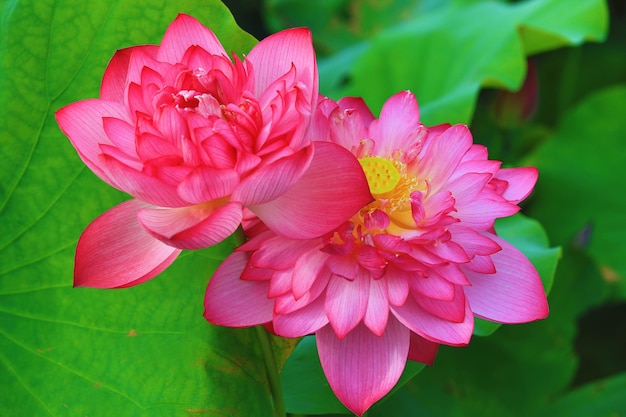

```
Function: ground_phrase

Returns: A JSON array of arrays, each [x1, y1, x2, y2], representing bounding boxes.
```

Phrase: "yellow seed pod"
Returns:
[[358, 157, 401, 195]]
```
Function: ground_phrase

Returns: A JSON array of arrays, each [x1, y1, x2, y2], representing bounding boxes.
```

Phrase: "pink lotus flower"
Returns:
[[204, 91, 549, 415], [56, 14, 370, 288]]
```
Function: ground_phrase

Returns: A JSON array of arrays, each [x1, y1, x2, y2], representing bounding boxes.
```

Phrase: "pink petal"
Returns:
[[204, 252, 274, 326], [431, 263, 471, 286], [493, 167, 538, 204], [274, 266, 332, 315], [233, 146, 314, 206], [407, 332, 439, 366], [177, 167, 239, 204], [292, 249, 329, 299], [102, 117, 138, 158], [125, 49, 167, 102], [415, 285, 466, 323], [317, 318, 410, 416], [138, 201, 242, 249], [386, 267, 411, 306], [273, 294, 328, 337], [157, 14, 227, 64], [363, 278, 389, 336], [250, 141, 373, 239], [325, 271, 369, 338], [100, 47, 132, 103], [55, 99, 129, 184], [462, 234, 549, 323], [74, 199, 181, 288], [391, 294, 473, 346], [329, 106, 370, 151], [99, 154, 189, 207], [247, 28, 317, 104], [417, 124, 473, 194], [369, 91, 422, 155], [454, 196, 519, 229], [268, 269, 293, 298], [249, 237, 312, 269], [425, 239, 470, 263], [449, 225, 501, 257], [464, 254, 497, 274], [411, 273, 455, 301], [337, 96, 375, 126], [326, 255, 360, 280]]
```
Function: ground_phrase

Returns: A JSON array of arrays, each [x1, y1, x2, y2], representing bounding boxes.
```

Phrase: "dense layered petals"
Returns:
[[203, 90, 548, 415], [56, 14, 338, 287], [317, 319, 410, 416], [74, 200, 181, 288]]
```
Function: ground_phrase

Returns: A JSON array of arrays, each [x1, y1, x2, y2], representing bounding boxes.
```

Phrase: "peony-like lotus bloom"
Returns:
[[204, 91, 549, 416], [56, 14, 371, 288]]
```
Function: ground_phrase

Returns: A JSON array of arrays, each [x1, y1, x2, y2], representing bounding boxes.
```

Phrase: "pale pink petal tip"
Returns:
[[157, 14, 227, 63], [247, 27, 316, 97], [74, 200, 181, 288], [317, 319, 410, 416]]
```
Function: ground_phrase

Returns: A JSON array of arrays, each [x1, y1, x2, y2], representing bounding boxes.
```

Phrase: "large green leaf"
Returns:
[[526, 85, 626, 287], [315, 0, 607, 125], [0, 1, 278, 415], [537, 372, 626, 417]]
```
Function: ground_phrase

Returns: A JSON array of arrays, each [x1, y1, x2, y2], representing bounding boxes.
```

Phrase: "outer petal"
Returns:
[[391, 295, 473, 346], [138, 201, 242, 249], [407, 332, 439, 366], [74, 200, 181, 288], [157, 14, 227, 63], [233, 146, 314, 206], [55, 99, 129, 185], [247, 27, 317, 105], [462, 234, 549, 323], [204, 252, 274, 326], [493, 167, 538, 204], [317, 319, 410, 416], [100, 47, 132, 103], [250, 141, 373, 239]]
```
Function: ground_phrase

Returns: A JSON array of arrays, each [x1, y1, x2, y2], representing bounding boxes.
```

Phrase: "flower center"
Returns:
[[359, 157, 401, 195], [354, 155, 426, 237]]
